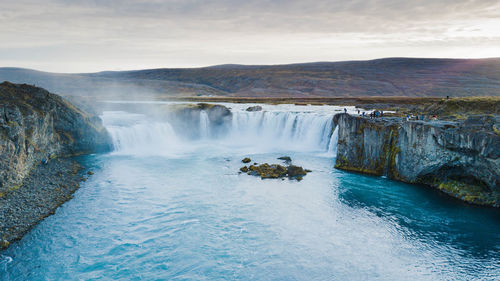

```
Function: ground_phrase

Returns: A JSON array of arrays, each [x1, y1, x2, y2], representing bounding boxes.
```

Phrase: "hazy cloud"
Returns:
[[1, 0, 499, 72]]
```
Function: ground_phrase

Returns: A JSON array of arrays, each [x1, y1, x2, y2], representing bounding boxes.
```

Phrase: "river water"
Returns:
[[1, 103, 499, 280]]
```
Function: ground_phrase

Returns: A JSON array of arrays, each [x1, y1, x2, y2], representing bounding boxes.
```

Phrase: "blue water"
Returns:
[[1, 105, 499, 280]]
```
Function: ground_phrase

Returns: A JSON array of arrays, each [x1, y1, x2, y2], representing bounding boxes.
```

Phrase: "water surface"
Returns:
[[1, 103, 499, 280]]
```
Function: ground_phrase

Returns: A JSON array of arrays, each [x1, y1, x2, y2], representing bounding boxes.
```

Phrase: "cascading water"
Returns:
[[328, 125, 339, 154], [103, 111, 183, 156], [102, 103, 341, 156], [228, 110, 336, 152], [199, 110, 210, 138]]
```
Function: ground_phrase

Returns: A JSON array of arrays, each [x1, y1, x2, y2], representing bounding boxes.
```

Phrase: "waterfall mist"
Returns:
[[101, 103, 350, 157]]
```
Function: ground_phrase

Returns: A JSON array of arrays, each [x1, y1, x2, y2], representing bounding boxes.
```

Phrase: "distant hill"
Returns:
[[1, 58, 499, 98]]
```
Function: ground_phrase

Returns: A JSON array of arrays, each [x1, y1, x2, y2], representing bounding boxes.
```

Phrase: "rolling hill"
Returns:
[[1, 58, 499, 99]]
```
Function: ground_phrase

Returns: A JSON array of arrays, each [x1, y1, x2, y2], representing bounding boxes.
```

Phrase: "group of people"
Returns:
[[344, 108, 384, 119], [342, 107, 438, 122]]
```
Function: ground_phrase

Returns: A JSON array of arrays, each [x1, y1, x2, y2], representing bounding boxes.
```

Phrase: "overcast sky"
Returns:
[[1, 0, 499, 72]]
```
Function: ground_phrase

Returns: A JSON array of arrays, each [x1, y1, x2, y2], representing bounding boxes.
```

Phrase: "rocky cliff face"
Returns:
[[0, 82, 112, 196], [334, 113, 500, 206]]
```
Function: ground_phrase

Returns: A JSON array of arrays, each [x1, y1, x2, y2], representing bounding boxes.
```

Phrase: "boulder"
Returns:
[[246, 105, 263, 112]]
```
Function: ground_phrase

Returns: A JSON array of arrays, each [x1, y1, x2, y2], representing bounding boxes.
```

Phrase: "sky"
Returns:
[[1, 0, 499, 73]]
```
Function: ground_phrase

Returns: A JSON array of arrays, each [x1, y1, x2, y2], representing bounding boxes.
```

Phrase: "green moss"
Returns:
[[7, 120, 19, 127], [334, 164, 381, 176], [437, 180, 495, 206], [493, 125, 500, 137], [0, 184, 21, 198]]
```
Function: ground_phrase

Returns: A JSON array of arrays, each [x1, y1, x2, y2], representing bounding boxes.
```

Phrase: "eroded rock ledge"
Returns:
[[0, 82, 113, 248], [334, 113, 500, 206]]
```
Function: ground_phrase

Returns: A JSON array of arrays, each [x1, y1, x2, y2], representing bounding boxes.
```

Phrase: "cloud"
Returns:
[[1, 0, 499, 72]]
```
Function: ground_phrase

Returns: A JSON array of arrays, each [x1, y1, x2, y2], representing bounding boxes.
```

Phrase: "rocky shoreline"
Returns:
[[0, 158, 90, 249]]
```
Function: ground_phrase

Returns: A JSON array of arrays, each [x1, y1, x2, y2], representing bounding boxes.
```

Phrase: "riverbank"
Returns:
[[0, 158, 91, 249]]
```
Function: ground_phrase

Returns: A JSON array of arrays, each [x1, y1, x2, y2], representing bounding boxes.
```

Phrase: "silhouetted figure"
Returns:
[[381, 111, 384, 117], [446, 96, 449, 100], [344, 108, 347, 114], [362, 112, 365, 117], [357, 109, 360, 115]]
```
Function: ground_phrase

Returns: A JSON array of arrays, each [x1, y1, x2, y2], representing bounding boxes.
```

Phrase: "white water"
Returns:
[[328, 125, 339, 154], [199, 110, 210, 138], [102, 103, 350, 156]]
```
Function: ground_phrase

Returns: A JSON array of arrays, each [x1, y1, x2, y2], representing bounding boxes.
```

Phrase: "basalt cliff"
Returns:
[[334, 113, 500, 206], [0, 82, 112, 248], [0, 82, 112, 195]]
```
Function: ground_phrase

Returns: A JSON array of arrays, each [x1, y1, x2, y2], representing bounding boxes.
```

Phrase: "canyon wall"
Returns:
[[0, 82, 112, 196], [334, 113, 500, 206]]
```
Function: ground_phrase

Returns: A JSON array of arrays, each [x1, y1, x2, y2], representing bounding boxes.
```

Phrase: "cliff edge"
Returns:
[[0, 82, 112, 248], [334, 113, 500, 206]]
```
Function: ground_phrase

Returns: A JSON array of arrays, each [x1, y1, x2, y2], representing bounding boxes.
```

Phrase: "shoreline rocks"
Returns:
[[0, 158, 90, 250]]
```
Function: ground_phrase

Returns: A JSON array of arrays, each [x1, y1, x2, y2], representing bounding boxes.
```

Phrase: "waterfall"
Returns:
[[229, 111, 334, 151], [199, 111, 210, 138], [102, 105, 340, 155], [328, 125, 339, 155], [103, 111, 182, 156]]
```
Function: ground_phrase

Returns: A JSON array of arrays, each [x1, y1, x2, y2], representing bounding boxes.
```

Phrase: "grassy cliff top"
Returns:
[[0, 81, 84, 117]]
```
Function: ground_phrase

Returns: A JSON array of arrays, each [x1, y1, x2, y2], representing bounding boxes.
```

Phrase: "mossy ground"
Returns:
[[437, 180, 497, 206]]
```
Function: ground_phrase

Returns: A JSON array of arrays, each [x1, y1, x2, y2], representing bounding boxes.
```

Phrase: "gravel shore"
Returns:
[[0, 158, 89, 250]]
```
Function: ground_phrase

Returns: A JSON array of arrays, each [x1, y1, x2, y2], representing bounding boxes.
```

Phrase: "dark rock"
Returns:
[[246, 105, 263, 112], [87, 171, 94, 175], [242, 162, 309, 181], [287, 165, 308, 178], [0, 239, 9, 248], [0, 158, 85, 250], [334, 113, 500, 207], [242, 157, 251, 163], [0, 82, 113, 250], [277, 156, 292, 162], [240, 166, 249, 173], [0, 82, 112, 196], [164, 103, 232, 138]]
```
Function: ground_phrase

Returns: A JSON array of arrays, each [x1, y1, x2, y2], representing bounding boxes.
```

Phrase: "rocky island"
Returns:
[[240, 157, 311, 180], [0, 82, 112, 249]]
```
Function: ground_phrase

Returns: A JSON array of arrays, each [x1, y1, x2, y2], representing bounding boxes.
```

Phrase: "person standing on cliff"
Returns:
[[344, 108, 347, 114]]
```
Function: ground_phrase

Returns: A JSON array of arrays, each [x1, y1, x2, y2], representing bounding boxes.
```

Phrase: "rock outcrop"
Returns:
[[334, 113, 500, 206], [240, 157, 311, 181], [164, 103, 232, 138], [0, 82, 112, 196]]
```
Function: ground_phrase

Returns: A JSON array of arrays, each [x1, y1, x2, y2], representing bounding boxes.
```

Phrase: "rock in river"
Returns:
[[242, 157, 251, 163], [246, 105, 263, 112]]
